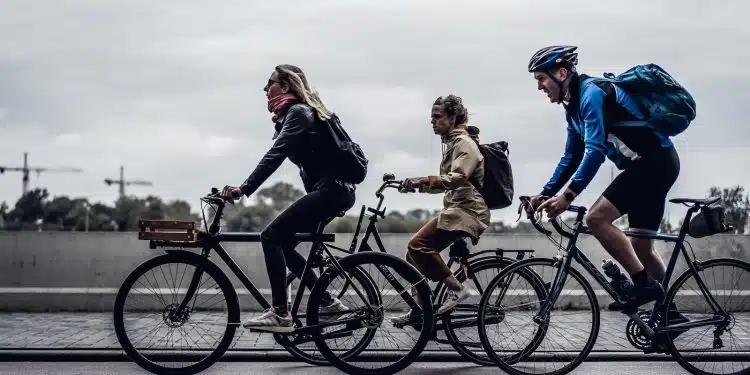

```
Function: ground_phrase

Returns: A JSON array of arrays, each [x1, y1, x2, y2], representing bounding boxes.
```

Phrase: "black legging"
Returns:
[[260, 184, 356, 314]]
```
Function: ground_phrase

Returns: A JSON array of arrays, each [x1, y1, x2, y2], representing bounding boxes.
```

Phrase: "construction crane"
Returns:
[[0, 152, 84, 196], [104, 165, 153, 199]]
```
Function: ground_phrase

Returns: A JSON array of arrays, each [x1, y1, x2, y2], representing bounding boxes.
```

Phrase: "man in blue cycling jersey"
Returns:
[[527, 45, 687, 319]]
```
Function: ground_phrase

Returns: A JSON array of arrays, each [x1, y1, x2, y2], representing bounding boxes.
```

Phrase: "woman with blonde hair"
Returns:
[[220, 64, 353, 332]]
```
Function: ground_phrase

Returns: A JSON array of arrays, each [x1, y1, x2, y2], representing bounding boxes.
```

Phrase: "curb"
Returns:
[[0, 349, 679, 362]]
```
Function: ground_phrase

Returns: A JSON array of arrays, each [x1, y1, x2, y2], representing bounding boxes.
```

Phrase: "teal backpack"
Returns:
[[598, 64, 697, 137]]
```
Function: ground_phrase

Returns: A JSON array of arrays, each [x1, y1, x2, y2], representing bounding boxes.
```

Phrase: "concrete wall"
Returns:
[[0, 231, 748, 311]]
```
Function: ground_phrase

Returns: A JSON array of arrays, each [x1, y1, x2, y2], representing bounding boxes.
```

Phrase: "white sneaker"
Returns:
[[319, 297, 350, 322], [389, 310, 414, 326], [438, 288, 470, 315], [242, 308, 294, 333]]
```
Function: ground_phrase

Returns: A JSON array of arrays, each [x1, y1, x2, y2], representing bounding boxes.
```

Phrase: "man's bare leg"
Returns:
[[630, 232, 666, 282], [585, 196, 644, 275], [585, 196, 664, 312]]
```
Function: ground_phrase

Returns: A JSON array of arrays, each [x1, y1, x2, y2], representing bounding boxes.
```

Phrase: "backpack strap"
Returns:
[[584, 76, 641, 130]]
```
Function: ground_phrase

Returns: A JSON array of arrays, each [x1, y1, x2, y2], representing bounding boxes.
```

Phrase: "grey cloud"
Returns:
[[1, 0, 749, 227]]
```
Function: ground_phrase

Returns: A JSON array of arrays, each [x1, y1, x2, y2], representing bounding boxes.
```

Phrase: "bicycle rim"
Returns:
[[439, 257, 516, 366], [307, 252, 434, 375], [276, 265, 379, 366], [665, 258, 750, 375], [478, 257, 600, 375], [113, 251, 240, 375]]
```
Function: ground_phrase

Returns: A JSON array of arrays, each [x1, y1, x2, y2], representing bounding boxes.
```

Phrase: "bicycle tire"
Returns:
[[477, 257, 600, 375], [307, 252, 434, 375], [436, 256, 542, 366], [113, 251, 240, 375], [665, 257, 750, 375], [276, 264, 380, 366]]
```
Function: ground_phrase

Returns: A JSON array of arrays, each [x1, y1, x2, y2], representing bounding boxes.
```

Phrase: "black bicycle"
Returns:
[[477, 195, 750, 375], [281, 173, 543, 366], [113, 187, 434, 375]]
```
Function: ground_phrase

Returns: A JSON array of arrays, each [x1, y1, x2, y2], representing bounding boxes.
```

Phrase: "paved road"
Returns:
[[0, 311, 637, 351], [0, 361, 696, 374]]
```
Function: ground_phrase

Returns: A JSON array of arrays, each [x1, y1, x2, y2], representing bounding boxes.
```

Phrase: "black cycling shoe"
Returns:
[[621, 277, 665, 315]]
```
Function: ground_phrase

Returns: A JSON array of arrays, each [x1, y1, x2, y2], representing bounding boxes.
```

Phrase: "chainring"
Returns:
[[626, 310, 653, 351]]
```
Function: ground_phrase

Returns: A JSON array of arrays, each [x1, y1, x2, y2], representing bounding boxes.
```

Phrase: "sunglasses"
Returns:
[[264, 79, 283, 90]]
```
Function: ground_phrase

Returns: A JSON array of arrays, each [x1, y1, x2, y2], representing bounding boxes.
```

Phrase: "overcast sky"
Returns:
[[1, 0, 748, 226]]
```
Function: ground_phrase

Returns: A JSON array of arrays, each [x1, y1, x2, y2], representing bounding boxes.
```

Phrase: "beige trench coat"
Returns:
[[419, 124, 491, 240]]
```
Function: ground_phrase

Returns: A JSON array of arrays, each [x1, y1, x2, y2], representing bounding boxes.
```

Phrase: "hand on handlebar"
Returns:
[[399, 177, 427, 193], [218, 185, 242, 204], [529, 195, 546, 210], [537, 195, 570, 218], [518, 195, 553, 236]]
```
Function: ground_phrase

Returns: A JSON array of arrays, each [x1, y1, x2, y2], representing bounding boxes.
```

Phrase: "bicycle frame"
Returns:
[[525, 198, 731, 339], [351, 176, 535, 314], [147, 199, 387, 339]]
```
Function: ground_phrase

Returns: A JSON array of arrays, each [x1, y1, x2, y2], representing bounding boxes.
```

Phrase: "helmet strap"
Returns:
[[545, 68, 571, 103]]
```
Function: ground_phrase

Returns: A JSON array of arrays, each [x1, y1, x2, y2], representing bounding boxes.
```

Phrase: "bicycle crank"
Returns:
[[626, 310, 653, 351]]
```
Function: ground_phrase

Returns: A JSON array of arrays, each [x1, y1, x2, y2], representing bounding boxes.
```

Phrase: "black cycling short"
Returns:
[[602, 145, 680, 231]]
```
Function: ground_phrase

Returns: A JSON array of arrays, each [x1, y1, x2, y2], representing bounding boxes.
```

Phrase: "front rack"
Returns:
[[138, 220, 199, 242]]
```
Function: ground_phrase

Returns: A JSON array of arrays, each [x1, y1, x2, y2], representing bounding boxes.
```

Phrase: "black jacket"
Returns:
[[239, 102, 354, 196]]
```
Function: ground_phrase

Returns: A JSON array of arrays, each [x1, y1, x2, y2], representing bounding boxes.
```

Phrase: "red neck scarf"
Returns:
[[268, 93, 300, 123]]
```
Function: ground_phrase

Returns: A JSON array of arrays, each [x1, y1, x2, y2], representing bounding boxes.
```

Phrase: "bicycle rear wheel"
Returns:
[[665, 258, 750, 375], [436, 256, 524, 366], [307, 252, 434, 375], [113, 251, 240, 375], [276, 264, 380, 366]]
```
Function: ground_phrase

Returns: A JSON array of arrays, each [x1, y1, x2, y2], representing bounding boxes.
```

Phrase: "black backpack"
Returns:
[[322, 113, 368, 184], [473, 141, 514, 210]]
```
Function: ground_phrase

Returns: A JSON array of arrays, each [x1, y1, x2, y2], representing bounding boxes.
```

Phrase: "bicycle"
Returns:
[[113, 187, 434, 375], [282, 172, 542, 366], [352, 174, 545, 366], [477, 195, 750, 375]]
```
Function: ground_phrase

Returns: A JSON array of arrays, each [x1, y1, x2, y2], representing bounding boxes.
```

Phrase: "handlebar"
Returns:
[[376, 173, 407, 198], [517, 196, 554, 236], [201, 187, 241, 206], [517, 195, 586, 239]]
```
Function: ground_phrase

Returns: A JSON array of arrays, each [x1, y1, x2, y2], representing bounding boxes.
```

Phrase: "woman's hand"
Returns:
[[399, 177, 429, 193], [220, 185, 242, 202]]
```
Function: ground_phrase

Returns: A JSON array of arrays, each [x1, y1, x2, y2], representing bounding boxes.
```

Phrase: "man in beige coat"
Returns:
[[391, 95, 490, 325]]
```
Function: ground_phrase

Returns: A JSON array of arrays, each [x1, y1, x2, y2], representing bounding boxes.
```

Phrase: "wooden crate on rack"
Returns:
[[138, 220, 198, 242]]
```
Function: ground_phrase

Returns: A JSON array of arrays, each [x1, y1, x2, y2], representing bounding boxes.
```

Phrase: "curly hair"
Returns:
[[433, 95, 468, 125]]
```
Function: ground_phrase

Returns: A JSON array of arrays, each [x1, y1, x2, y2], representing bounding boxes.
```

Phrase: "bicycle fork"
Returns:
[[533, 252, 572, 325]]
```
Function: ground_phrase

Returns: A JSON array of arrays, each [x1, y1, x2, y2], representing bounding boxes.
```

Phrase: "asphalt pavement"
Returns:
[[0, 361, 696, 375]]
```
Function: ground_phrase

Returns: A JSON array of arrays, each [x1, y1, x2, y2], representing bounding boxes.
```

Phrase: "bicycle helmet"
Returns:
[[527, 45, 579, 72], [528, 45, 579, 102]]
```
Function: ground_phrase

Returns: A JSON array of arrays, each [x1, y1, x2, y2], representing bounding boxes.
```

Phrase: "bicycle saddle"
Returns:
[[669, 196, 720, 206]]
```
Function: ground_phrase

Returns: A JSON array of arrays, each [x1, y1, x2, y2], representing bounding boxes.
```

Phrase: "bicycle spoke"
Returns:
[[667, 259, 750, 375]]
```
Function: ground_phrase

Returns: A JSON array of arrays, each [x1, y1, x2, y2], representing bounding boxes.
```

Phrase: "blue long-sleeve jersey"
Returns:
[[541, 74, 673, 197]]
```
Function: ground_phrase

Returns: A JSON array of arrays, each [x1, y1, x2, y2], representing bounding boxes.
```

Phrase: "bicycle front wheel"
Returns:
[[478, 257, 600, 375], [665, 257, 750, 375], [113, 251, 240, 375], [307, 252, 434, 375]]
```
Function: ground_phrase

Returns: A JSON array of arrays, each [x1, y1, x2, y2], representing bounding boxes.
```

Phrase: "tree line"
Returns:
[[0, 182, 748, 234]]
